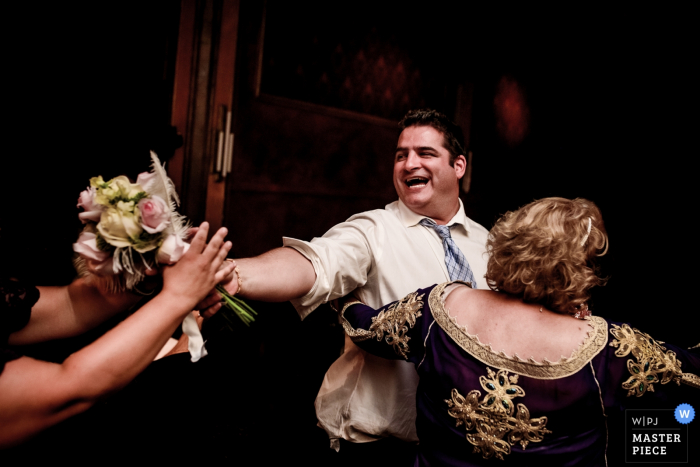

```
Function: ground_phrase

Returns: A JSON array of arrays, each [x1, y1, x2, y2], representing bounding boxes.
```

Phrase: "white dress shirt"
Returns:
[[283, 199, 489, 447]]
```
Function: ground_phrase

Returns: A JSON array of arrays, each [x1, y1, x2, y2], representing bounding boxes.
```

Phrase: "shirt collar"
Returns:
[[397, 198, 471, 233]]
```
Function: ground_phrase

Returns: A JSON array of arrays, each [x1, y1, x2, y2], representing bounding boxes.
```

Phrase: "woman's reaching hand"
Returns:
[[161, 222, 235, 312]]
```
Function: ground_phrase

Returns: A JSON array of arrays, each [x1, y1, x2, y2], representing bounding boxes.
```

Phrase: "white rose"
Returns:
[[136, 171, 157, 192], [156, 234, 190, 264], [97, 208, 142, 248]]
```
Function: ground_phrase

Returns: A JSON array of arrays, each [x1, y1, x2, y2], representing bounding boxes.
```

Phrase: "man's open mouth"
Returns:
[[405, 177, 428, 188]]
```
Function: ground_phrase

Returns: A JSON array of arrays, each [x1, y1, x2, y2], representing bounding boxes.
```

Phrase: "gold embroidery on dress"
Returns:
[[430, 282, 609, 379], [446, 368, 551, 460], [610, 323, 700, 395], [341, 292, 424, 358], [340, 300, 374, 341]]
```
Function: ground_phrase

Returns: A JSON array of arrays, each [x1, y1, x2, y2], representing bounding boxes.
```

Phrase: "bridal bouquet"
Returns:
[[73, 153, 190, 290], [73, 152, 256, 360]]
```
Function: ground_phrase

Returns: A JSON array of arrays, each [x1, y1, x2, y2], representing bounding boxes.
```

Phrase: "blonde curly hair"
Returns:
[[485, 197, 608, 315]]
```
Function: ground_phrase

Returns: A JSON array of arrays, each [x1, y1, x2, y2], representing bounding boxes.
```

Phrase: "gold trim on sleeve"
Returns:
[[339, 299, 373, 341], [340, 292, 424, 358], [430, 282, 609, 379], [610, 323, 700, 395], [446, 367, 551, 460], [681, 373, 700, 389]]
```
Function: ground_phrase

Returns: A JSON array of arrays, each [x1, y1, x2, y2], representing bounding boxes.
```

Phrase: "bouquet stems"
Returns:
[[216, 285, 257, 326]]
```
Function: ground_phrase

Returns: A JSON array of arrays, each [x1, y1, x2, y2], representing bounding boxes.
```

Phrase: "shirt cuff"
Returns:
[[283, 237, 325, 319]]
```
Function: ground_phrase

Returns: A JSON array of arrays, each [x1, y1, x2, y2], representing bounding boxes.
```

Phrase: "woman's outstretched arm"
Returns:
[[7, 278, 143, 346], [340, 285, 434, 362], [0, 223, 234, 447]]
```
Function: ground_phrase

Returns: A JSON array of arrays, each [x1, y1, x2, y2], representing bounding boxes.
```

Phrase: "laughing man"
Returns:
[[199, 109, 489, 465]]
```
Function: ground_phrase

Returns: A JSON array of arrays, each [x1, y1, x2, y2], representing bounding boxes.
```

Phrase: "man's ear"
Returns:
[[454, 154, 467, 179]]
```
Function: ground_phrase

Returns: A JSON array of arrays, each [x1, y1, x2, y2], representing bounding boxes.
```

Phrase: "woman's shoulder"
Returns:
[[430, 282, 609, 379]]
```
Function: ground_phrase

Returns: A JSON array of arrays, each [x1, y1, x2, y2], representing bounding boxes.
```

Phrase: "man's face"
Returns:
[[393, 125, 465, 222]]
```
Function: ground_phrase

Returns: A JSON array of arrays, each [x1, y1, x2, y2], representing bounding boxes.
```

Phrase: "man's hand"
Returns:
[[196, 247, 316, 317]]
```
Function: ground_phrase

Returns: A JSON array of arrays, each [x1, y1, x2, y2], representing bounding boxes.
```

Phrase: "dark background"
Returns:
[[4, 2, 695, 340], [2, 2, 696, 465]]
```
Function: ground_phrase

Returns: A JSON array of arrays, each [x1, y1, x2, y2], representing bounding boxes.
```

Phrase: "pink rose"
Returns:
[[77, 187, 105, 223], [136, 171, 157, 192], [138, 196, 170, 234], [73, 232, 116, 275], [156, 234, 190, 264]]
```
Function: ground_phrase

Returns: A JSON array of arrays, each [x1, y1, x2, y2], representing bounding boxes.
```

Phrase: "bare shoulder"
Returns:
[[443, 286, 594, 363], [443, 286, 504, 323], [443, 282, 481, 317]]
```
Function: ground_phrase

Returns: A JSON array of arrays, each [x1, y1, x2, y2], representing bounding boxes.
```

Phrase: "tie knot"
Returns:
[[420, 218, 451, 239]]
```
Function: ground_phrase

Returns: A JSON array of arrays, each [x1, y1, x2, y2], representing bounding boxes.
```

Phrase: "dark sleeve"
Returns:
[[1, 278, 39, 374], [340, 285, 436, 364], [1, 278, 39, 344], [604, 322, 700, 402]]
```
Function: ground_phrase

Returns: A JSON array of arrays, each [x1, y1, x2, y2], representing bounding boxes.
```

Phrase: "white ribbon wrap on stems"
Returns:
[[182, 313, 208, 362]]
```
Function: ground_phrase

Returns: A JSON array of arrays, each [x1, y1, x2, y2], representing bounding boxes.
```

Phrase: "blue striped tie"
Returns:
[[420, 218, 477, 288]]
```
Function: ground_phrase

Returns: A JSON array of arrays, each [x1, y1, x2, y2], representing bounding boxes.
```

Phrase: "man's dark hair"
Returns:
[[398, 109, 465, 165]]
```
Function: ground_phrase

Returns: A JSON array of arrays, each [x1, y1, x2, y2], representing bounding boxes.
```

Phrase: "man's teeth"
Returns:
[[406, 178, 428, 187]]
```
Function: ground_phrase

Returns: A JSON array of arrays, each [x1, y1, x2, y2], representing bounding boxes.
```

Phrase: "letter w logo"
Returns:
[[679, 410, 691, 418]]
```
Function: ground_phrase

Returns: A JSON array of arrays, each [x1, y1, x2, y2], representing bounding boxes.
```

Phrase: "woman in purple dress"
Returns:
[[339, 198, 699, 466]]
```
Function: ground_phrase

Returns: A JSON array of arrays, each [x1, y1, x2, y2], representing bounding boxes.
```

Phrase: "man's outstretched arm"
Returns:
[[197, 247, 316, 314]]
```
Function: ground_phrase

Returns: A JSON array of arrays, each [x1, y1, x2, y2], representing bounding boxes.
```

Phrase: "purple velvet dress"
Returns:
[[341, 282, 700, 466]]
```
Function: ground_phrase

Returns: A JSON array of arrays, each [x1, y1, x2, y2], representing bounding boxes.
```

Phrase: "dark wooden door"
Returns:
[[223, 2, 402, 257]]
